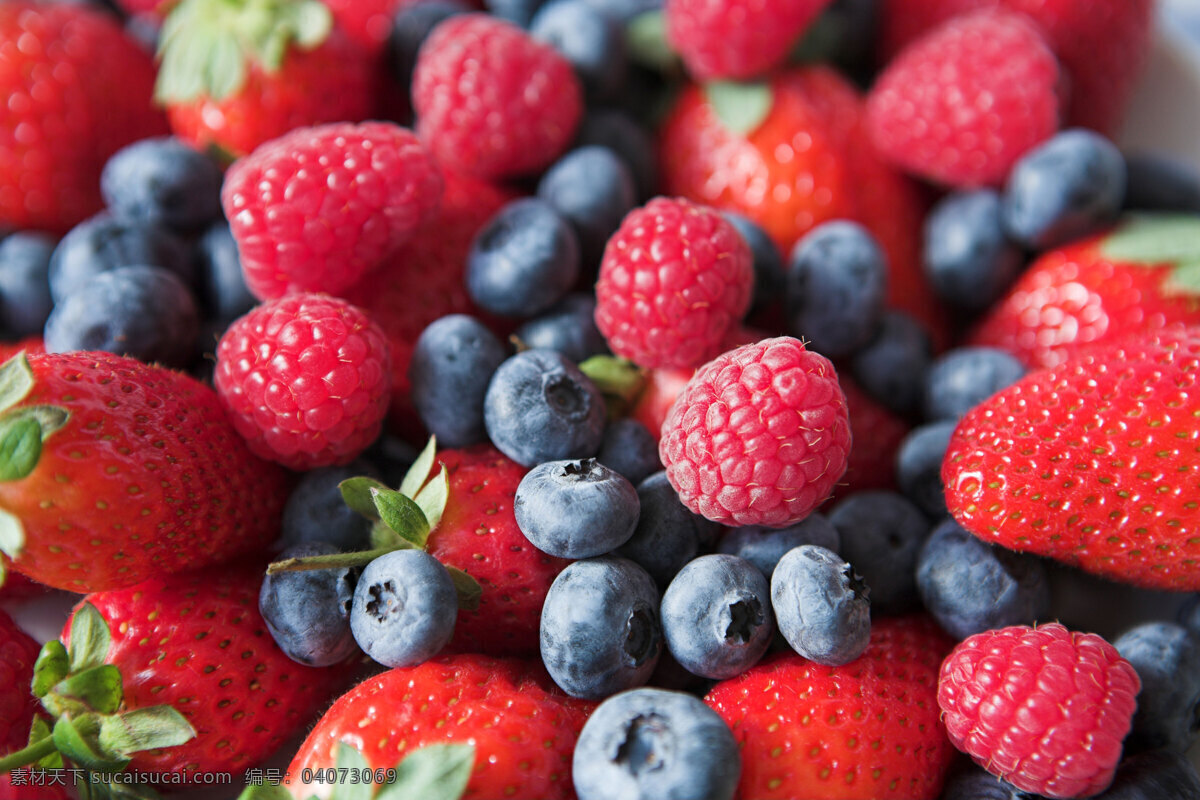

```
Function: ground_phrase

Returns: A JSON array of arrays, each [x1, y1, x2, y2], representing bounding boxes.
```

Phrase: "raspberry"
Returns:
[[214, 294, 392, 470], [221, 121, 442, 300], [412, 14, 583, 180], [866, 10, 1061, 188], [659, 336, 851, 527], [938, 623, 1141, 799], [594, 197, 753, 370]]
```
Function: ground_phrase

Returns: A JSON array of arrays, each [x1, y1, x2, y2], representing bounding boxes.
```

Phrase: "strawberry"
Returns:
[[0, 1, 168, 234], [833, 376, 911, 500], [0, 352, 289, 593], [155, 0, 373, 159], [322, 0, 416, 52], [943, 325, 1200, 591], [971, 215, 1200, 370], [705, 615, 956, 799], [285, 654, 593, 800], [0, 609, 40, 755]]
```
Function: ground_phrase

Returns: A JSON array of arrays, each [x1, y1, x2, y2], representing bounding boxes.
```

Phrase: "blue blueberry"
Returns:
[[924, 346, 1027, 421], [0, 232, 55, 338], [660, 554, 773, 680], [537, 146, 636, 273], [49, 214, 193, 304], [350, 549, 457, 668], [388, 1, 469, 105], [828, 491, 930, 616], [916, 519, 1050, 640], [467, 198, 581, 318], [789, 0, 877, 80], [279, 461, 380, 553], [724, 213, 785, 319], [580, 0, 662, 22], [484, 0, 549, 26], [1002, 129, 1127, 251], [540, 556, 663, 699], [895, 420, 957, 519], [572, 687, 740, 800], [259, 542, 360, 667], [848, 311, 933, 419], [770, 544, 870, 665], [44, 265, 199, 368], [574, 109, 659, 201], [785, 221, 887, 360], [531, 0, 627, 101], [484, 348, 606, 466], [101, 136, 223, 234], [716, 513, 840, 581], [514, 293, 609, 364], [597, 418, 660, 487], [1123, 153, 1200, 213], [409, 314, 508, 448], [1113, 622, 1200, 754], [617, 471, 714, 588], [515, 458, 640, 558], [194, 222, 255, 323], [1092, 750, 1200, 800], [923, 190, 1025, 314], [939, 766, 1027, 800]]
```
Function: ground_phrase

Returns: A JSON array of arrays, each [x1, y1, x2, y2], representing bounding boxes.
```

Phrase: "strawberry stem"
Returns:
[[266, 547, 401, 575], [0, 736, 58, 773]]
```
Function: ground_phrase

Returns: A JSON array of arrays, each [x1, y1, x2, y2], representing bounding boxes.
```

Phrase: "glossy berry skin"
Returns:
[[895, 421, 958, 519], [413, 14, 583, 180], [49, 214, 192, 304], [595, 197, 752, 370], [259, 542, 358, 668], [938, 623, 1141, 798], [278, 462, 378, 553], [661, 554, 774, 680], [100, 137, 222, 234], [222, 122, 442, 300], [515, 294, 608, 365], [409, 314, 507, 449], [576, 109, 659, 202], [916, 519, 1050, 641], [725, 213, 785, 321], [849, 312, 933, 419], [540, 556, 664, 699], [537, 146, 637, 273], [351, 549, 457, 668], [942, 327, 1200, 590], [530, 0, 627, 102], [717, 513, 840, 580], [387, 0, 470, 107], [1112, 622, 1200, 754], [706, 615, 957, 800], [866, 10, 1060, 188], [215, 293, 392, 470], [617, 471, 718, 589], [573, 688, 741, 800], [771, 545, 870, 665], [0, 232, 55, 338], [828, 491, 930, 616], [1124, 154, 1200, 213], [923, 190, 1025, 315], [660, 337, 851, 528], [515, 458, 640, 559], [596, 418, 660, 487], [924, 347, 1027, 422], [0, 609, 40, 754], [195, 222, 256, 324]]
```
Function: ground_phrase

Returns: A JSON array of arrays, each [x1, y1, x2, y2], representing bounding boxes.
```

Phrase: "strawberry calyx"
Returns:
[[1100, 213, 1200, 295], [703, 80, 774, 136], [154, 0, 333, 104], [579, 355, 646, 418]]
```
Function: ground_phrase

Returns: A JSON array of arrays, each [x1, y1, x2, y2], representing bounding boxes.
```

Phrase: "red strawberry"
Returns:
[[705, 615, 957, 800], [323, 0, 416, 52], [0, 772, 72, 799], [0, 1, 168, 234], [943, 326, 1200, 590], [155, 0, 373, 159], [971, 215, 1200, 371], [286, 654, 594, 800], [833, 376, 911, 500], [0, 610, 40, 755], [0, 338, 44, 364], [0, 352, 289, 593], [0, 562, 48, 601]]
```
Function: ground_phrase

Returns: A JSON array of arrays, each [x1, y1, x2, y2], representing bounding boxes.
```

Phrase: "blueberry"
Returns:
[[484, 348, 606, 467], [1092, 750, 1200, 800], [1113, 622, 1200, 754], [467, 198, 581, 318], [1123, 153, 1200, 213], [484, 0, 549, 26], [597, 418, 660, 487], [409, 314, 508, 449], [0, 232, 55, 338], [716, 513, 840, 581], [895, 420, 957, 519], [101, 137, 223, 234], [44, 265, 200, 369], [827, 491, 930, 616], [1003, 129, 1127, 251], [724, 213, 785, 319], [849, 311, 933, 418], [915, 519, 1050, 640], [515, 458, 640, 558], [388, 1, 470, 105], [514, 293, 609, 363], [531, 1, 627, 101], [617, 471, 713, 588], [574, 109, 659, 201], [537, 147, 636, 273], [350, 549, 457, 668], [785, 221, 886, 360], [660, 554, 773, 680], [49, 214, 193, 304], [924, 346, 1027, 421], [790, 0, 877, 81], [923, 190, 1025, 314], [194, 222, 255, 323], [939, 766, 1027, 800], [770, 545, 870, 665], [572, 687, 740, 800], [259, 542, 359, 667], [580, 0, 662, 22], [279, 461, 380, 553], [540, 556, 663, 699]]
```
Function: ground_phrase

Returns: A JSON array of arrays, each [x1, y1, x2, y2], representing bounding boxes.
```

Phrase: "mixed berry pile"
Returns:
[[1, 0, 1199, 799]]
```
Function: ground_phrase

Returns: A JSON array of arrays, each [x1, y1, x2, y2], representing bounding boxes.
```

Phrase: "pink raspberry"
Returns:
[[659, 336, 851, 527], [938, 623, 1141, 799], [594, 197, 753, 370], [214, 294, 392, 470], [221, 121, 442, 300], [412, 14, 582, 180]]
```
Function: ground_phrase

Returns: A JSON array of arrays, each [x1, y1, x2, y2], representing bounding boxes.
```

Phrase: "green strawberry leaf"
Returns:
[[413, 466, 449, 532], [32, 640, 70, 698], [27, 717, 63, 770], [52, 713, 128, 773], [340, 476, 389, 521], [0, 353, 34, 413], [445, 566, 481, 612], [328, 743, 372, 800], [0, 506, 23, 560], [98, 706, 196, 757], [372, 488, 431, 549], [704, 81, 773, 136], [236, 786, 293, 800], [1101, 214, 1200, 296], [68, 604, 113, 673], [50, 665, 124, 716], [375, 744, 474, 800], [369, 520, 413, 550], [399, 436, 438, 499], [78, 779, 165, 799], [0, 417, 42, 482], [626, 10, 679, 72]]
